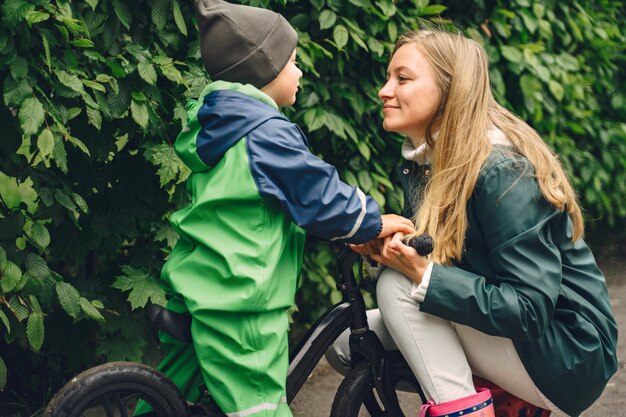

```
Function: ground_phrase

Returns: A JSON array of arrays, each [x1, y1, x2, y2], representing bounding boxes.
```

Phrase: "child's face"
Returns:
[[261, 50, 302, 107], [378, 44, 440, 144]]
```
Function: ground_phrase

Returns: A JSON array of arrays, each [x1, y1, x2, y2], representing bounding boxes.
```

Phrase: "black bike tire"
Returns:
[[43, 361, 189, 417], [330, 361, 422, 417]]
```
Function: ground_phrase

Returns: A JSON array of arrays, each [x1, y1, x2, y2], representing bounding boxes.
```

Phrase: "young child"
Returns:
[[138, 1, 415, 417]]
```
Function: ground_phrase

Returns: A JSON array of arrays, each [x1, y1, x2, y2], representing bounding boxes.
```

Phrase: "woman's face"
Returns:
[[378, 43, 441, 144]]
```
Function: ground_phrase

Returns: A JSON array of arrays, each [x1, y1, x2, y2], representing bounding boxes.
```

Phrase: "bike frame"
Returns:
[[286, 244, 407, 414]]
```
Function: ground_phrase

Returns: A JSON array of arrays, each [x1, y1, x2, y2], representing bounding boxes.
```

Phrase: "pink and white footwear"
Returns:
[[419, 388, 495, 417]]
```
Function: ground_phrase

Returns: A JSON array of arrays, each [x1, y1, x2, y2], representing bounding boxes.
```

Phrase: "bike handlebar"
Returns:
[[406, 233, 434, 256]]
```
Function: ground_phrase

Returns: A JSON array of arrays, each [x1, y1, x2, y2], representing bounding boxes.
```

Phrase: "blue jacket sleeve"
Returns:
[[421, 157, 563, 340], [246, 118, 381, 244]]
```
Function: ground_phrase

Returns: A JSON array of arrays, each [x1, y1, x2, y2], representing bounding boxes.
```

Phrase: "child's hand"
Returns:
[[378, 214, 415, 238]]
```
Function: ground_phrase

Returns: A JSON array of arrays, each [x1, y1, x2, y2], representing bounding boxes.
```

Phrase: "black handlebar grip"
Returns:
[[407, 233, 434, 256]]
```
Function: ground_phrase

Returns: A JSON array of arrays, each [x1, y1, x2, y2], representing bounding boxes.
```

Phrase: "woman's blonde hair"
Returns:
[[393, 29, 584, 264]]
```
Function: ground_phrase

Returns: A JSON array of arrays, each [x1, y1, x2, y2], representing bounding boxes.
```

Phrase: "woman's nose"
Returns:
[[378, 81, 393, 100]]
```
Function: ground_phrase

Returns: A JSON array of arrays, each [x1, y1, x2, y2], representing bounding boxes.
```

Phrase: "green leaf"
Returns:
[[28, 296, 42, 314], [55, 282, 81, 319], [96, 74, 112, 83], [501, 46, 523, 63], [357, 171, 373, 192], [302, 108, 325, 132], [112, 266, 166, 309], [557, 53, 579, 71], [112, 0, 132, 30], [25, 253, 50, 281], [151, 0, 169, 31], [57, 70, 85, 93], [155, 224, 179, 248], [138, 62, 157, 85], [343, 170, 358, 187], [7, 295, 29, 321], [356, 141, 371, 160], [367, 37, 384, 57], [144, 143, 189, 186], [521, 11, 538, 33], [0, 357, 6, 390], [60, 17, 85, 33], [520, 73, 540, 94], [19, 97, 45, 136], [319, 10, 336, 30], [153, 55, 173, 65], [101, 15, 121, 49], [86, 0, 99, 11], [16, 237, 26, 251], [82, 80, 106, 92], [80, 297, 105, 322], [67, 136, 91, 156], [52, 135, 68, 173], [3, 76, 33, 107], [1, 0, 35, 27], [333, 25, 349, 49], [387, 21, 397, 42], [14, 269, 31, 293], [55, 189, 78, 213], [72, 193, 89, 213], [29, 222, 51, 249], [25, 10, 50, 26], [10, 56, 28, 79], [131, 91, 147, 102], [548, 80, 564, 101], [82, 91, 99, 109], [160, 63, 182, 83], [71, 38, 95, 48], [26, 313, 44, 351], [131, 99, 149, 128], [107, 83, 130, 117], [0, 309, 10, 333], [42, 32, 51, 72], [37, 128, 55, 158], [418, 4, 447, 15], [369, 188, 386, 208], [376, 0, 397, 17], [86, 106, 102, 130], [172, 0, 187, 36], [350, 32, 368, 51], [371, 172, 394, 189], [1, 261, 22, 293]]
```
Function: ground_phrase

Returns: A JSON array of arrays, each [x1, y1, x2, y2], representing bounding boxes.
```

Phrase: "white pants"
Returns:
[[325, 268, 568, 416]]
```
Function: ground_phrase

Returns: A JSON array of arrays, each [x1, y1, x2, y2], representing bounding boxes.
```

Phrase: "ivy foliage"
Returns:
[[0, 0, 623, 412]]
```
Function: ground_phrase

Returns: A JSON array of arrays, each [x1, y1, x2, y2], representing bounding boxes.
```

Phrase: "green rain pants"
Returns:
[[136, 305, 292, 417]]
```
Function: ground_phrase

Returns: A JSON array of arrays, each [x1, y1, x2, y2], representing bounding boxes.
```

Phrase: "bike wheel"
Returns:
[[330, 357, 425, 417], [43, 361, 189, 417]]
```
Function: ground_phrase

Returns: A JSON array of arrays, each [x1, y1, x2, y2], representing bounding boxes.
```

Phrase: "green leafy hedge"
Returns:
[[0, 0, 623, 413]]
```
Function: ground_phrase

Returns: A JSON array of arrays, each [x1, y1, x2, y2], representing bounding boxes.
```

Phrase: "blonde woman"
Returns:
[[326, 29, 618, 417]]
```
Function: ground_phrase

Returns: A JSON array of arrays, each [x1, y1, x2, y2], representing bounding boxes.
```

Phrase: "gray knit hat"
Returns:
[[195, 0, 298, 89]]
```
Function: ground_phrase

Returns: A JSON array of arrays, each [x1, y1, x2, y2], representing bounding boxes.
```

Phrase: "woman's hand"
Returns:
[[352, 232, 429, 285]]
